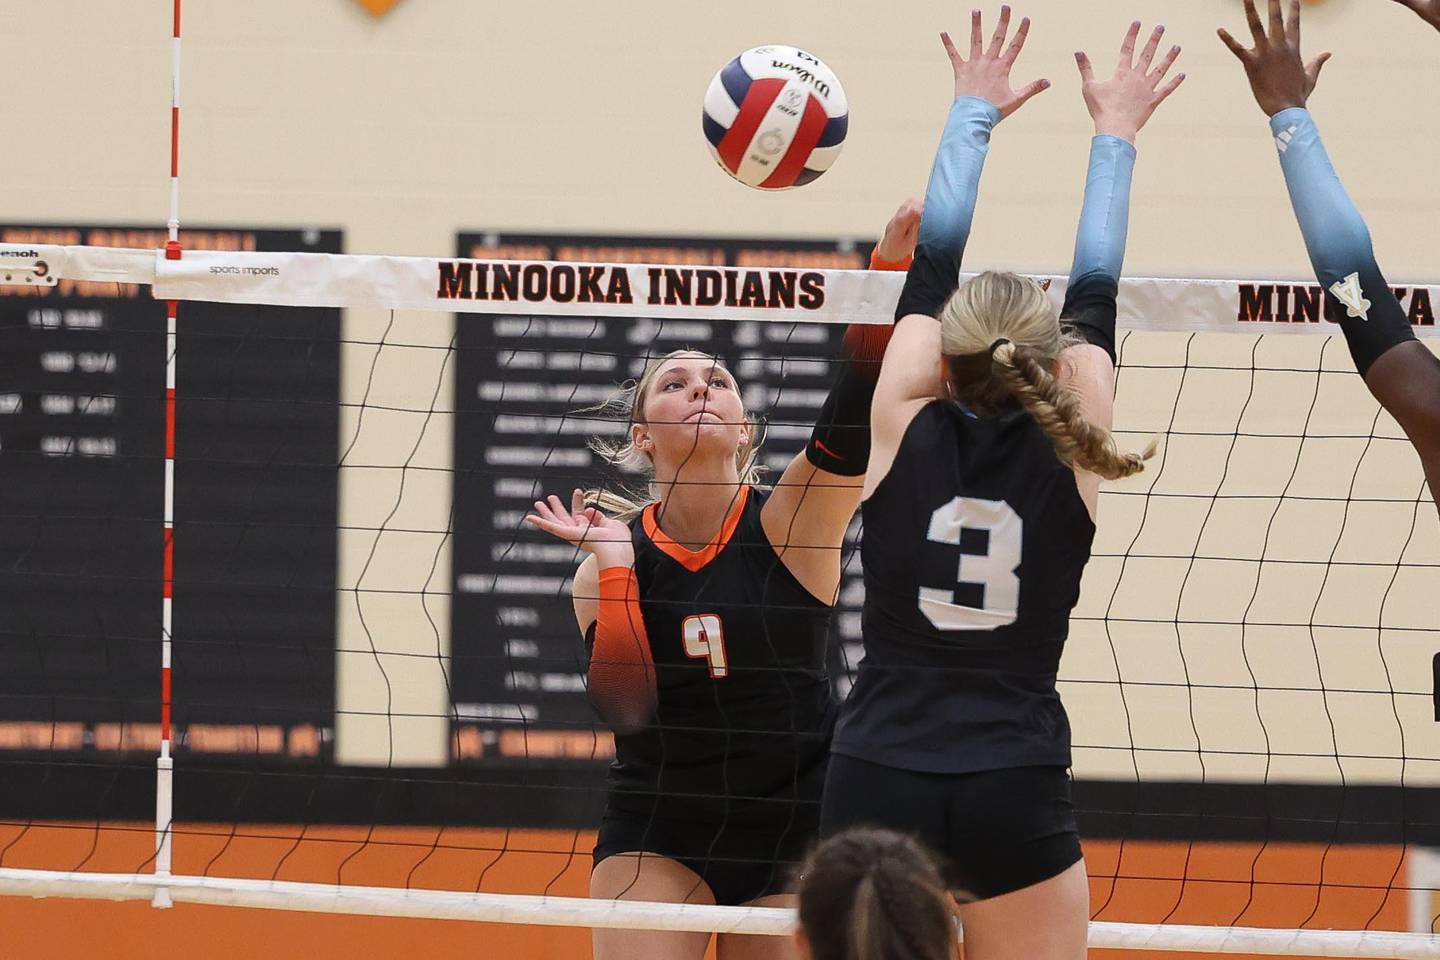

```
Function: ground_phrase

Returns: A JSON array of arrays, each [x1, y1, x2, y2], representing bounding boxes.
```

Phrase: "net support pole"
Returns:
[[152, 0, 183, 911]]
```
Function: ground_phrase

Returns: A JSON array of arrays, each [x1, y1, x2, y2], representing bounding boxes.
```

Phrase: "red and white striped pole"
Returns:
[[154, 0, 183, 910]]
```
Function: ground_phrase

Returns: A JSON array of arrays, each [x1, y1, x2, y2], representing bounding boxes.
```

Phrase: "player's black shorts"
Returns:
[[819, 753, 1082, 901], [593, 796, 820, 906]]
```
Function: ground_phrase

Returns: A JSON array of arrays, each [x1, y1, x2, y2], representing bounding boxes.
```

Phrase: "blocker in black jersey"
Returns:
[[593, 484, 836, 905], [833, 401, 1095, 775]]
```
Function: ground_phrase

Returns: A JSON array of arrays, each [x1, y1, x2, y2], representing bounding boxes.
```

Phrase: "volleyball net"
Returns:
[[0, 232, 1437, 956]]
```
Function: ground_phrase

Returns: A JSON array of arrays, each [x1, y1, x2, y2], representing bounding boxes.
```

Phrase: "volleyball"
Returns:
[[702, 45, 849, 190]]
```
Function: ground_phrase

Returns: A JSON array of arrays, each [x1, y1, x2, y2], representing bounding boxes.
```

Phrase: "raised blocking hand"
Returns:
[[942, 5, 1050, 121], [1076, 21, 1185, 143], [1219, 0, 1331, 116]]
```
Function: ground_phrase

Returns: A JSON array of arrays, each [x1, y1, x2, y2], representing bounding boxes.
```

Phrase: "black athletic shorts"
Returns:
[[819, 753, 1082, 900], [593, 798, 819, 906]]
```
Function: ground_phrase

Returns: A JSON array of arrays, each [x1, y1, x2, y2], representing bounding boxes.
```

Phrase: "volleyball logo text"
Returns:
[[436, 261, 825, 311], [1235, 283, 1434, 326]]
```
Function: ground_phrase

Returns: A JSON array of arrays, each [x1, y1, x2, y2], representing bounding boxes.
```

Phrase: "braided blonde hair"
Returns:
[[939, 271, 1154, 481], [583, 349, 764, 520]]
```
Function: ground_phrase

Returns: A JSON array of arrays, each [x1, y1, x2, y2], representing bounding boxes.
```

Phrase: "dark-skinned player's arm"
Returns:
[[1221, 0, 1440, 510]]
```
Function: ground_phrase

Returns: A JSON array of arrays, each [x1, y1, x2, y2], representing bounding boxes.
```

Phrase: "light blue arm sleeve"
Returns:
[[916, 96, 1002, 257], [1069, 135, 1137, 282], [1270, 107, 1374, 284]]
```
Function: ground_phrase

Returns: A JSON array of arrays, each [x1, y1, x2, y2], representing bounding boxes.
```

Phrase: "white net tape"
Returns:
[[3, 241, 1437, 333], [1, 867, 1437, 956]]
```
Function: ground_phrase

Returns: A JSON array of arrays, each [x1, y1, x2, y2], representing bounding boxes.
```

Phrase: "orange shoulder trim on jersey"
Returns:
[[641, 485, 750, 573]]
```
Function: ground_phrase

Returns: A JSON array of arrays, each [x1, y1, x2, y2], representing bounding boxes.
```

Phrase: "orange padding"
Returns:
[[590, 567, 656, 735]]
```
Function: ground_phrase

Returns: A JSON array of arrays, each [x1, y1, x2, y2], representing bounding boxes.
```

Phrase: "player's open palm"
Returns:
[[1392, 0, 1440, 32], [1218, 0, 1331, 116], [943, 5, 1050, 121], [1077, 21, 1184, 142], [526, 489, 633, 565]]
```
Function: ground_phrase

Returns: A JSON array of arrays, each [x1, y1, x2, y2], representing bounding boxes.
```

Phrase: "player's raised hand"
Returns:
[[1391, 0, 1440, 33], [525, 489, 634, 567], [1075, 22, 1185, 143], [942, 6, 1050, 120], [1219, 0, 1331, 116], [875, 198, 923, 263]]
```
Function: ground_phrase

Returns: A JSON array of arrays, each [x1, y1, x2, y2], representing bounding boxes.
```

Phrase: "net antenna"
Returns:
[[151, 0, 184, 911]]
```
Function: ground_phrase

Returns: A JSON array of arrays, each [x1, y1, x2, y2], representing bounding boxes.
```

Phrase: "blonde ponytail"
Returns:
[[991, 340, 1155, 480], [939, 271, 1155, 480]]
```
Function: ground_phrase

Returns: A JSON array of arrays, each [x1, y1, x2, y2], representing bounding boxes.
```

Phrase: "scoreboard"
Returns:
[[0, 224, 341, 763]]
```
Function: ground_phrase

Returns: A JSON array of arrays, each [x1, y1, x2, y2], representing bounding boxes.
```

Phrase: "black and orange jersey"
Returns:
[[607, 485, 835, 823]]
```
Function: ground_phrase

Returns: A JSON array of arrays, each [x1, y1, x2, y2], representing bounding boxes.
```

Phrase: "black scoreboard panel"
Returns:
[[0, 224, 341, 767], [451, 232, 875, 770]]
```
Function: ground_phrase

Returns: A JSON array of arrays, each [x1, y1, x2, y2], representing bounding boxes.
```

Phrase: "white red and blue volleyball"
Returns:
[[702, 45, 848, 191]]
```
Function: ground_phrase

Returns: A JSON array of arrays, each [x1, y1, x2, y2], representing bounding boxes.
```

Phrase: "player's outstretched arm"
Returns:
[[1060, 22, 1184, 516], [1221, 0, 1440, 508], [1065, 21, 1184, 362], [1391, 0, 1440, 32], [765, 200, 922, 601], [869, 6, 1047, 499], [891, 6, 1048, 338]]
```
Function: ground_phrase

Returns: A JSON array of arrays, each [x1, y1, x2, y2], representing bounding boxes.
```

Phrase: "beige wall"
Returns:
[[6, 0, 1439, 276], [5, 0, 1436, 771]]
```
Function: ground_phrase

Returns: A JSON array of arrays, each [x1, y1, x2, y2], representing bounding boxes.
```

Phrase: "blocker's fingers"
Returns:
[[1012, 77, 1051, 109], [1119, 20, 1141, 69], [1075, 50, 1096, 84], [1217, 27, 1251, 62], [1002, 16, 1031, 65], [1287, 0, 1302, 46], [987, 4, 1012, 57], [546, 494, 571, 522], [1155, 71, 1187, 103], [1137, 24, 1165, 71], [1268, 0, 1286, 42], [1150, 44, 1182, 85], [571, 487, 586, 517], [1243, 0, 1268, 46], [941, 30, 962, 64], [970, 8, 984, 59]]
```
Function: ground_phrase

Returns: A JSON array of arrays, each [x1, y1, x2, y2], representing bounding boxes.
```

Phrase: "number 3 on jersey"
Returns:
[[919, 497, 1023, 631], [681, 614, 728, 678]]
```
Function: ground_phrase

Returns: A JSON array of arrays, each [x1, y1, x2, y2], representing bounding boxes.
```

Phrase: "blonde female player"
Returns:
[[524, 204, 921, 960], [821, 11, 1183, 960], [1219, 0, 1440, 513]]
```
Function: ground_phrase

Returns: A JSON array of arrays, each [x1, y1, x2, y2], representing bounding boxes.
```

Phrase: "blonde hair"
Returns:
[[583, 349, 764, 520], [939, 271, 1154, 481]]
